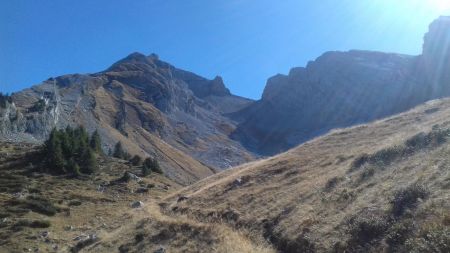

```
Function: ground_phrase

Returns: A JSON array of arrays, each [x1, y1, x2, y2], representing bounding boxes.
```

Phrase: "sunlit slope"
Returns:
[[164, 98, 450, 252]]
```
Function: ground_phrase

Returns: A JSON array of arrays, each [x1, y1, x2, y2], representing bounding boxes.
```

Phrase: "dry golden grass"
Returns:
[[163, 98, 450, 252]]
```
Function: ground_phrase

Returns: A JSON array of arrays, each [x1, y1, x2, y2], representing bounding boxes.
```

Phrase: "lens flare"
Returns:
[[429, 0, 450, 11]]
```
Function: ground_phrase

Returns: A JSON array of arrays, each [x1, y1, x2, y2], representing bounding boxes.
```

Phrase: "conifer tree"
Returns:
[[90, 130, 102, 154], [143, 157, 162, 174], [45, 128, 65, 174], [80, 148, 97, 174], [113, 141, 125, 159], [130, 155, 142, 166]]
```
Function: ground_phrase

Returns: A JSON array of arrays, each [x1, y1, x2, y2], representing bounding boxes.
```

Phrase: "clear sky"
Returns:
[[1, 0, 450, 99]]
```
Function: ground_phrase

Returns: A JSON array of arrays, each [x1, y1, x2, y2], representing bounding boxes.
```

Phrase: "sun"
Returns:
[[429, 0, 450, 11]]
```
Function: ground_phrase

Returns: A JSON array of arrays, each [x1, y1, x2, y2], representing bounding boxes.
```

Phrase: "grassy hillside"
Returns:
[[162, 98, 450, 252]]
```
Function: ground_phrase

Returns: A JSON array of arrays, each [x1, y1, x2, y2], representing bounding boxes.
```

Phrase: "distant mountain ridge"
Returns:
[[230, 16, 450, 155]]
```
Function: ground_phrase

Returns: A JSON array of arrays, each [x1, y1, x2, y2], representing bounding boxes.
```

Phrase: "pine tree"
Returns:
[[151, 158, 162, 174], [45, 128, 65, 174], [80, 148, 97, 174], [142, 164, 151, 177], [66, 158, 81, 176], [90, 130, 102, 154], [113, 141, 125, 159], [74, 126, 89, 157]]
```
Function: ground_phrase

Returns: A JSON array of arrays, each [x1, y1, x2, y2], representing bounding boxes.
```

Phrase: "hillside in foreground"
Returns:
[[161, 97, 450, 252]]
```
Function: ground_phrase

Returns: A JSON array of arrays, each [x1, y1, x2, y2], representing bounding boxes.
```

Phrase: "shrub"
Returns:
[[29, 98, 46, 112], [404, 224, 450, 253], [347, 211, 390, 244], [370, 146, 403, 166], [130, 155, 142, 166], [68, 200, 82, 206], [324, 176, 342, 191], [350, 128, 450, 171], [13, 219, 51, 229], [391, 184, 429, 217], [143, 157, 162, 174], [386, 220, 415, 249], [359, 167, 375, 182], [350, 154, 369, 170], [406, 129, 450, 151], [8, 195, 58, 216]]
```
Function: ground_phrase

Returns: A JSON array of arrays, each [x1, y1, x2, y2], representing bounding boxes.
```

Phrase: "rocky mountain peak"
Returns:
[[422, 16, 450, 85], [208, 76, 231, 97]]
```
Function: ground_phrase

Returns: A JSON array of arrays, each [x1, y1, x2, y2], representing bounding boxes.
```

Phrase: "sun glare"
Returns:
[[429, 0, 450, 11]]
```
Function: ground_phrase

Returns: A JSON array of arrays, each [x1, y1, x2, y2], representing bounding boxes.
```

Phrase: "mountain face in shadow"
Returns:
[[230, 16, 450, 155]]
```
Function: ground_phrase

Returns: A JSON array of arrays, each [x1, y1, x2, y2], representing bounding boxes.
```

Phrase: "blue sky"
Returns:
[[1, 0, 450, 99]]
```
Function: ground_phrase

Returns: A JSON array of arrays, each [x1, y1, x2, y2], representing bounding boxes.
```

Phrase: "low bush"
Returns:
[[386, 219, 415, 249], [68, 200, 82, 206], [391, 184, 429, 217], [29, 99, 46, 112], [8, 195, 58, 216], [130, 155, 142, 166], [324, 176, 342, 191], [404, 224, 450, 253], [347, 211, 390, 245], [0, 212, 10, 219], [14, 219, 51, 229], [350, 128, 450, 171], [359, 167, 375, 182]]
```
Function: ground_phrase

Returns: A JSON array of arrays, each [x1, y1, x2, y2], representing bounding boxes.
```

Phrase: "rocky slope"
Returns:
[[231, 16, 450, 155], [0, 53, 255, 184]]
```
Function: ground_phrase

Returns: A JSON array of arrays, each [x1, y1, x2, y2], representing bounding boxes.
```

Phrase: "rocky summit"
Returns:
[[0, 53, 254, 184]]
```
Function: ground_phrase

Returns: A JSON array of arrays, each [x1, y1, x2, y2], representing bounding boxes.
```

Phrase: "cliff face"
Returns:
[[0, 53, 255, 182], [231, 16, 450, 155], [421, 16, 450, 91]]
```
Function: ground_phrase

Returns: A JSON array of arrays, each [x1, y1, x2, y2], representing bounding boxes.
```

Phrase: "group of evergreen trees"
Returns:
[[44, 127, 102, 176], [142, 157, 162, 176], [43, 127, 162, 177], [112, 141, 162, 176]]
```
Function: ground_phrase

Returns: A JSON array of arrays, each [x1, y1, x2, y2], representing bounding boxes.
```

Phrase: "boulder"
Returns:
[[131, 201, 144, 208]]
